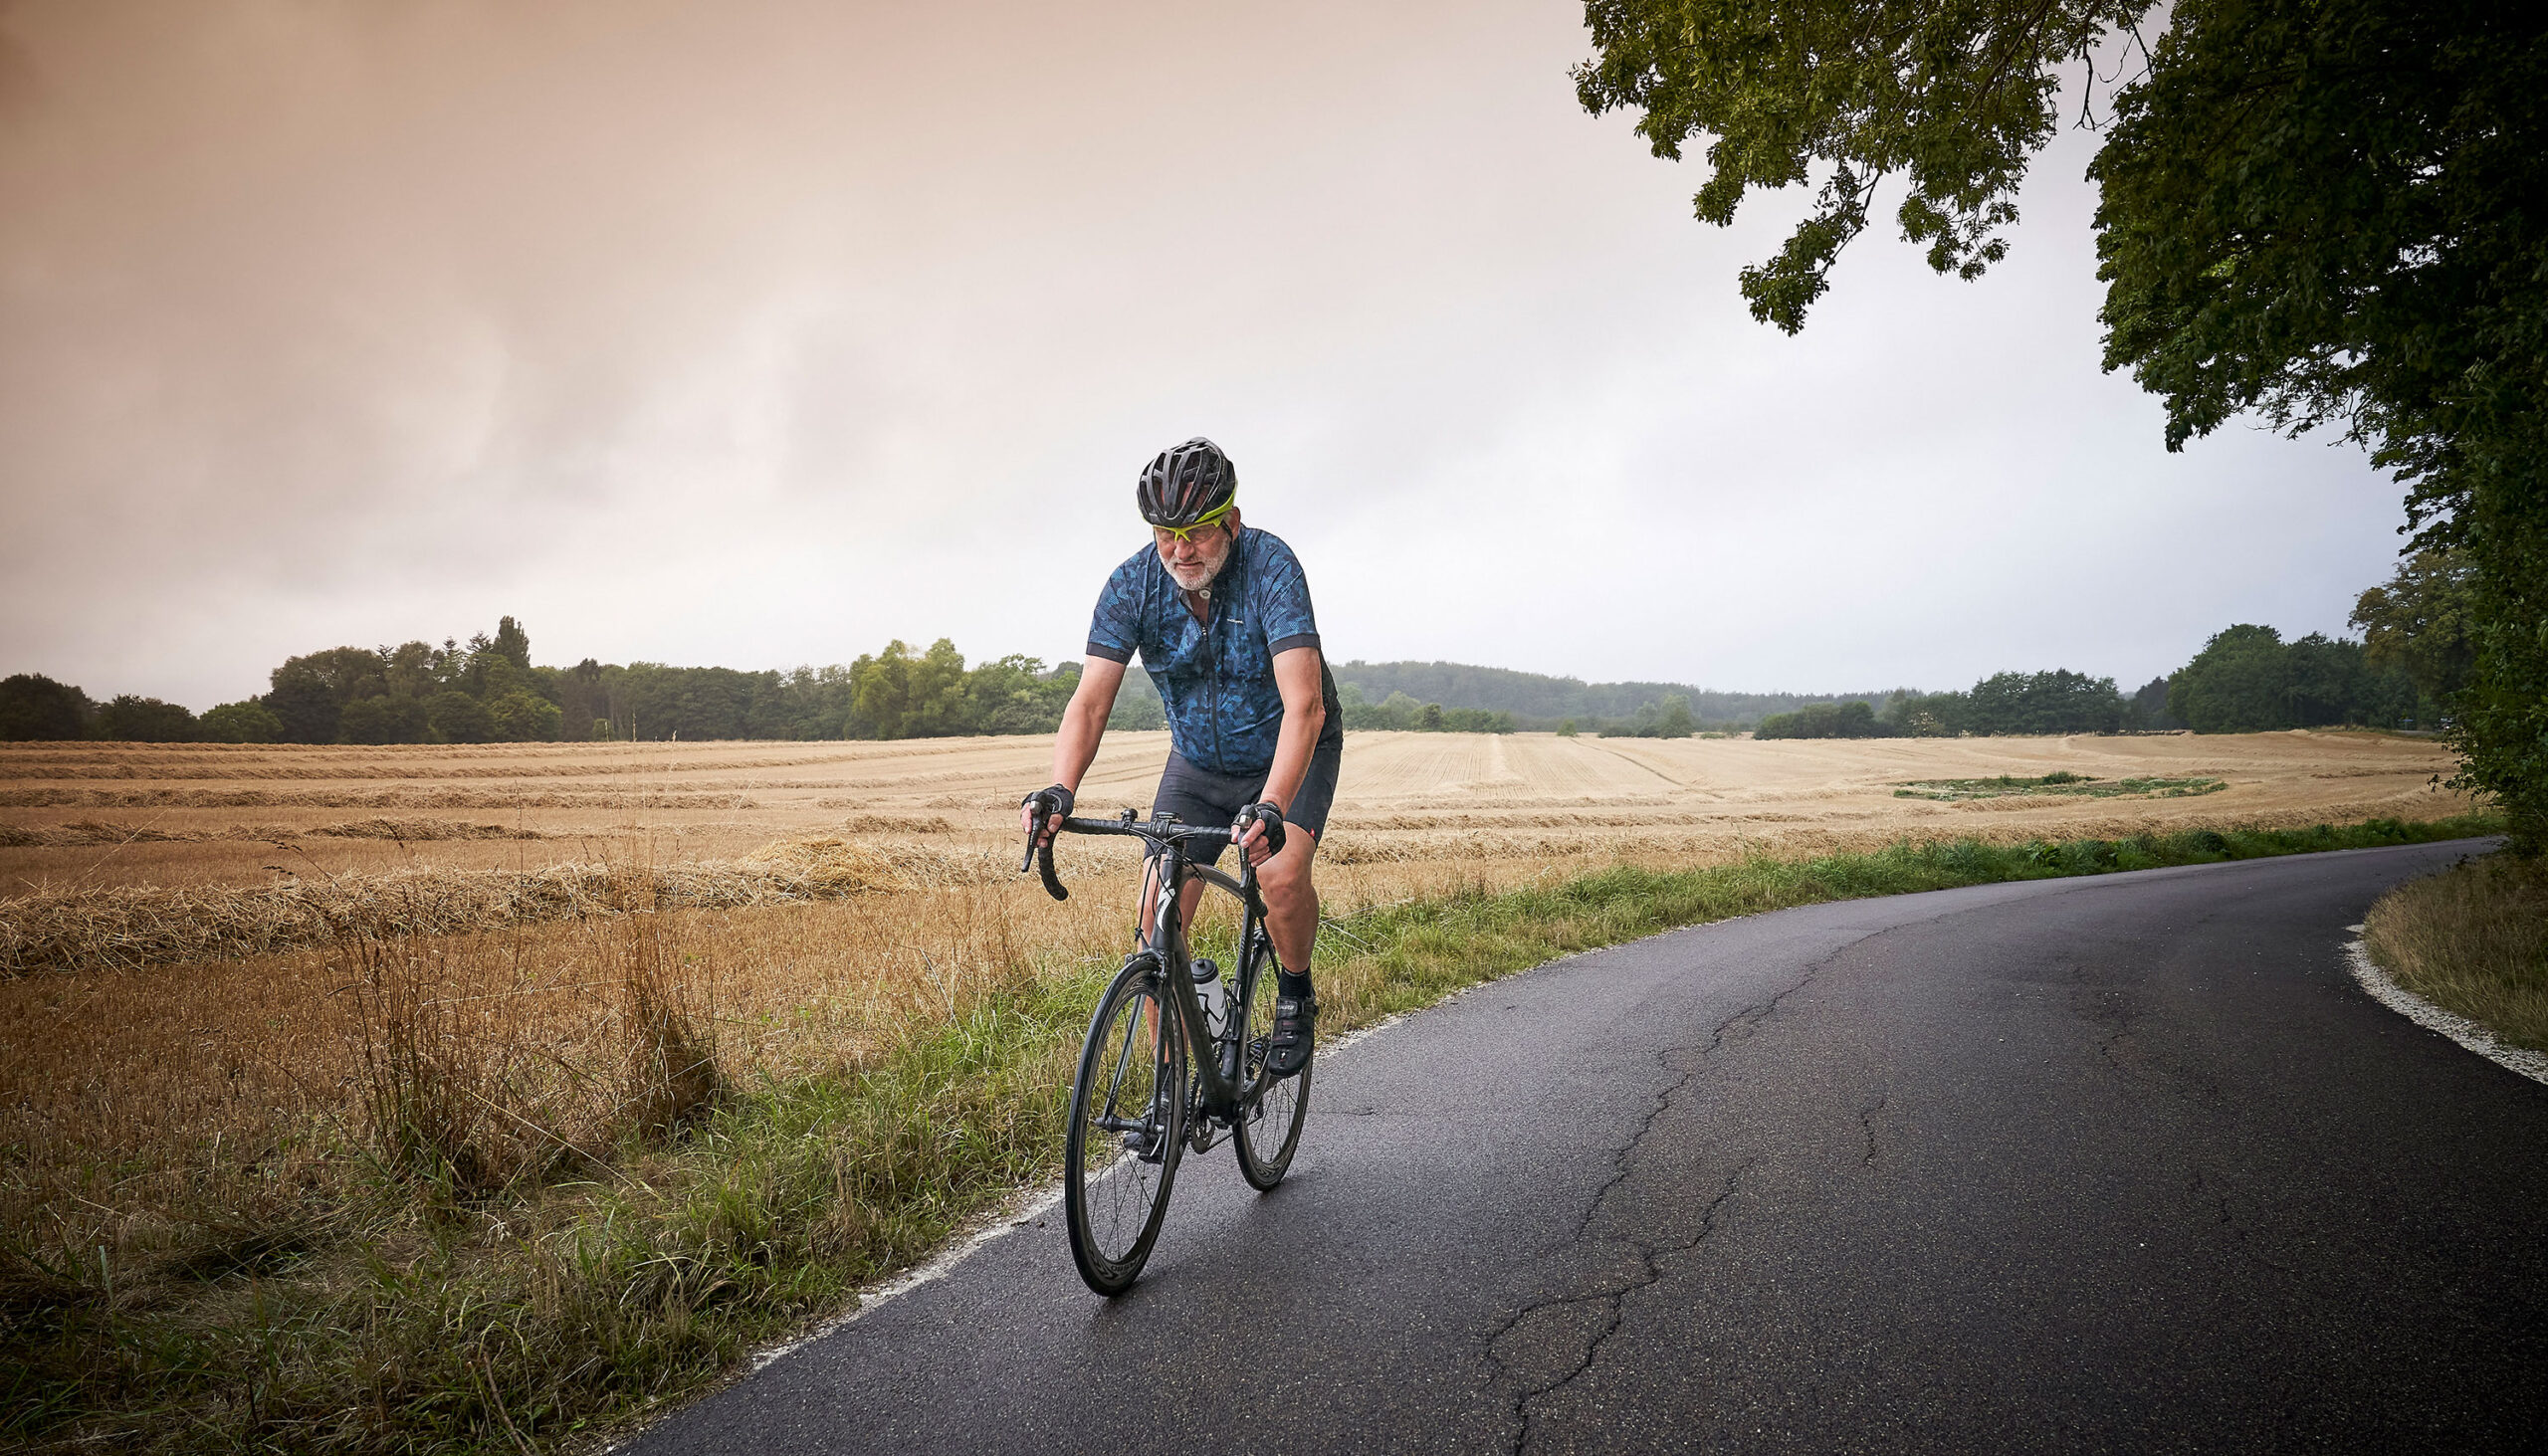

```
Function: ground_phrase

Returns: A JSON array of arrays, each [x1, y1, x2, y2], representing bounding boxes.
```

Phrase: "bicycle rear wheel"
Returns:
[[1232, 931, 1310, 1190], [1064, 954, 1185, 1295]]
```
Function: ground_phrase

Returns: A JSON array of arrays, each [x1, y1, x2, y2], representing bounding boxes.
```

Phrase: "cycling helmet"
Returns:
[[1137, 437, 1237, 529]]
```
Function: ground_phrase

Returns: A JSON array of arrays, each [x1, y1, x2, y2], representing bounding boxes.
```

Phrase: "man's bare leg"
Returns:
[[1250, 829, 1319, 974], [1137, 837, 1317, 972]]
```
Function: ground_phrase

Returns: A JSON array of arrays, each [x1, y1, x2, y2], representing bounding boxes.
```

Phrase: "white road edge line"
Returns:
[[2344, 928, 2548, 1087], [728, 981, 1475, 1380]]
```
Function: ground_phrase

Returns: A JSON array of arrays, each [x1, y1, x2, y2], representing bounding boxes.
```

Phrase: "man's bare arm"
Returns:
[[1236, 646, 1327, 861], [1025, 657, 1126, 844]]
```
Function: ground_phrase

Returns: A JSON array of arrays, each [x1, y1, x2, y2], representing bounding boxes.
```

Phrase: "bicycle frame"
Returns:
[[1029, 809, 1279, 1126]]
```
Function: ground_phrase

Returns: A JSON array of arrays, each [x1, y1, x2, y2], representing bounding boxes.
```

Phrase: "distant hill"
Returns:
[[1328, 661, 1887, 729]]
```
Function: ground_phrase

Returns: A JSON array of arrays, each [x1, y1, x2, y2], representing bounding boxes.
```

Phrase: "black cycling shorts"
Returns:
[[1149, 737, 1340, 868]]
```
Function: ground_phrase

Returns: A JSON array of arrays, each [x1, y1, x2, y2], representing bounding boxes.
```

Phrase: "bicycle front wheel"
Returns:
[[1232, 934, 1311, 1190], [1064, 955, 1185, 1295]]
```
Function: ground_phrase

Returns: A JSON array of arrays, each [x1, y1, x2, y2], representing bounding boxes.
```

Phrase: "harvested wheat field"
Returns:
[[0, 728, 2470, 984], [0, 727, 2462, 896]]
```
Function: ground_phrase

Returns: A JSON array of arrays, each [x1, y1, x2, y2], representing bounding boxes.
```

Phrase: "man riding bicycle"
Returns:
[[1022, 436, 1343, 1080]]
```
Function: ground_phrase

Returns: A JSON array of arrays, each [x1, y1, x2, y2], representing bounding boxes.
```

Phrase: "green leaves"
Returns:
[[1581, 0, 2548, 844], [1576, 0, 2149, 330]]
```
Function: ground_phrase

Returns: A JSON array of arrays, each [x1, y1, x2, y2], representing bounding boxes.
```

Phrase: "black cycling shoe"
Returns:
[[1265, 992, 1317, 1080]]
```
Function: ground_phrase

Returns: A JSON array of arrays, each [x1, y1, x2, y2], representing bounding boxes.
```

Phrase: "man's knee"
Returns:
[[1257, 833, 1317, 903]]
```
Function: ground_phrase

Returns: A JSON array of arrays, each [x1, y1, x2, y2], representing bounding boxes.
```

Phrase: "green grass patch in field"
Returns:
[[2, 811, 2500, 1453], [1893, 771, 2227, 801]]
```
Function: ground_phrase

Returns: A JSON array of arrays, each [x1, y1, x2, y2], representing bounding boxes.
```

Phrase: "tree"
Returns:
[[1883, 689, 1967, 737], [1964, 670, 2125, 734], [2171, 625, 2293, 732], [965, 656, 1076, 736], [2126, 676, 2182, 730], [380, 640, 449, 701], [200, 700, 284, 743], [90, 695, 199, 741], [1756, 701, 1884, 738], [2284, 634, 2370, 728], [267, 646, 384, 743], [1576, 0, 2148, 332], [555, 658, 609, 737], [0, 674, 91, 740], [1580, 0, 2548, 846], [491, 616, 532, 672], [849, 642, 916, 738], [425, 691, 496, 744], [2351, 548, 2477, 705], [1654, 695, 1697, 738], [489, 690, 563, 742], [905, 639, 970, 736]]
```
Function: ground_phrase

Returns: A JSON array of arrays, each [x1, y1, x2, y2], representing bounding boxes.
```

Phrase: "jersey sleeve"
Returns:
[[1085, 555, 1144, 664], [1255, 535, 1322, 656]]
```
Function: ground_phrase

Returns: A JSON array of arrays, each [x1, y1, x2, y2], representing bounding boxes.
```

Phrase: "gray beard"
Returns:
[[1166, 544, 1231, 593]]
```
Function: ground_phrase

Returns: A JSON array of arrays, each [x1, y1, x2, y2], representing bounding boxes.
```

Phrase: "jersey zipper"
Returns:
[[1204, 578, 1222, 772]]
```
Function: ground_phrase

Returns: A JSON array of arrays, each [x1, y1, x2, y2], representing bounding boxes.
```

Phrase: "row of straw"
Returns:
[[0, 818, 549, 848], [0, 787, 760, 809], [0, 837, 1008, 975]]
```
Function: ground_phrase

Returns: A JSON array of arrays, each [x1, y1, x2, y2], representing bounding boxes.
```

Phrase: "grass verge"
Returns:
[[2362, 852, 2548, 1053], [1, 812, 2499, 1453]]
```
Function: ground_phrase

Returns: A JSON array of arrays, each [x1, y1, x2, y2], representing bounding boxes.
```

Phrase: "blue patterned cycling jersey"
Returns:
[[1085, 526, 1344, 776]]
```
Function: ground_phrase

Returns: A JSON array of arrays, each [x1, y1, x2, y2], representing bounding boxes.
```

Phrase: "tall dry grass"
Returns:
[[2363, 854, 2548, 1051], [0, 844, 1141, 1279], [339, 907, 723, 1195]]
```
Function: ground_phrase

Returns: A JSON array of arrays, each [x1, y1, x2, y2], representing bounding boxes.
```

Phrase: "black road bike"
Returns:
[[1022, 809, 1312, 1295]]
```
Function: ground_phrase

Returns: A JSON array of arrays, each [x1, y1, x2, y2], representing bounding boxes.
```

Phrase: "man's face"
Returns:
[[1155, 517, 1236, 592]]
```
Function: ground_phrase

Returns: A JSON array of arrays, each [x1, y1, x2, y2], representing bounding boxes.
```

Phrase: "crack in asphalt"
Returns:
[[1489, 1160, 1755, 1456], [1484, 958, 1832, 1455], [1859, 1091, 1889, 1167]]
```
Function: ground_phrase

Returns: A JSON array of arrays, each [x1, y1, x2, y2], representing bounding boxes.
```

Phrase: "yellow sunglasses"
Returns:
[[1152, 501, 1235, 542]]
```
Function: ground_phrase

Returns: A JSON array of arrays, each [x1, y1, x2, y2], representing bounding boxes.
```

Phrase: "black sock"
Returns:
[[1278, 965, 1312, 1001]]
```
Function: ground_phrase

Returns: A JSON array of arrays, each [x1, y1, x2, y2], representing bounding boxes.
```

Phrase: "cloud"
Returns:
[[0, 0, 2404, 708]]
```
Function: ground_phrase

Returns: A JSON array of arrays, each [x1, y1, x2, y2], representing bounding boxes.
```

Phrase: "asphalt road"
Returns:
[[631, 840, 2548, 1454]]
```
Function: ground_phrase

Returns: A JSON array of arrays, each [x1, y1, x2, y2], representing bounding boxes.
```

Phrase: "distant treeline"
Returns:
[[3, 556, 2467, 745], [0, 621, 1168, 744], [1754, 628, 2440, 740], [1760, 670, 2154, 739], [1330, 661, 1878, 732]]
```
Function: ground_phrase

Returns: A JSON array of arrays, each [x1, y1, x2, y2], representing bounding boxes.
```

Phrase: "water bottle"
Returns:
[[1190, 957, 1225, 1039]]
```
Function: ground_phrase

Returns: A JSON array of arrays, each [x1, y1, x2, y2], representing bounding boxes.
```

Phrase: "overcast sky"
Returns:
[[1, 0, 2410, 711]]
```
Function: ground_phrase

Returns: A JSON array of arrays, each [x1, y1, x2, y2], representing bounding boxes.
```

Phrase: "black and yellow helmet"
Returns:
[[1136, 437, 1237, 530]]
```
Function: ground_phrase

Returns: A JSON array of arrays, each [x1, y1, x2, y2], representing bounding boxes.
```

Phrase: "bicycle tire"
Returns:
[[1064, 954, 1185, 1295], [1232, 929, 1311, 1190]]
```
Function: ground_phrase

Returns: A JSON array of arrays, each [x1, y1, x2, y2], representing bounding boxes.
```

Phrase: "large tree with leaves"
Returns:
[[1578, 0, 2548, 847]]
